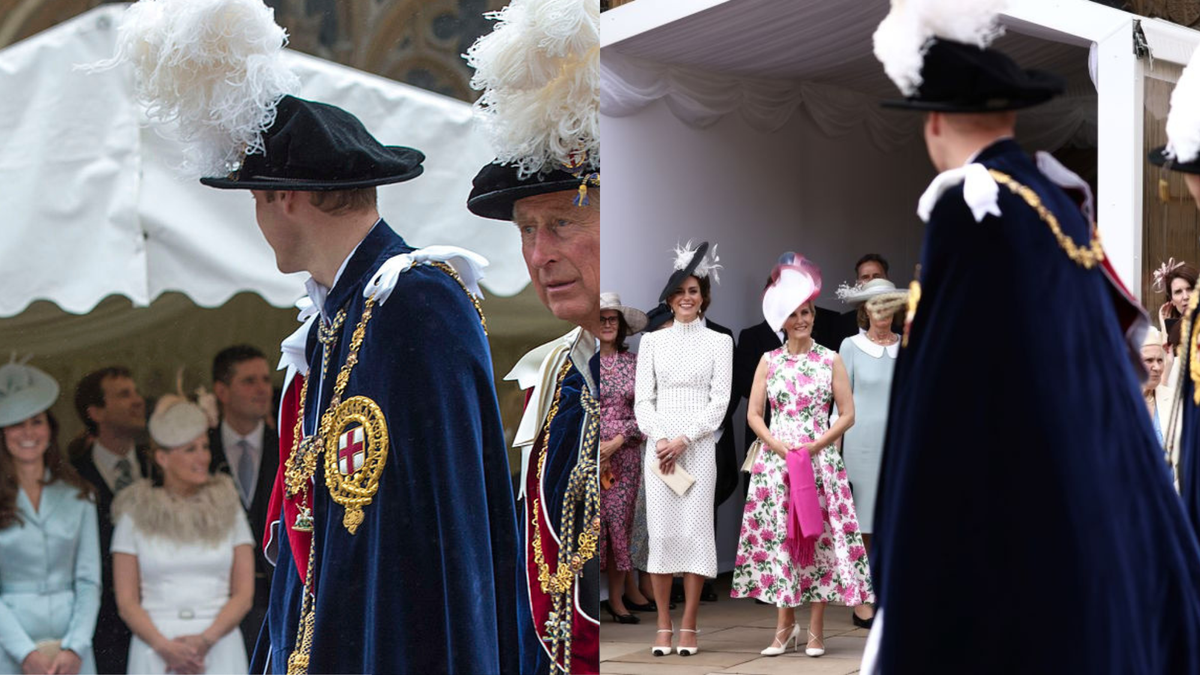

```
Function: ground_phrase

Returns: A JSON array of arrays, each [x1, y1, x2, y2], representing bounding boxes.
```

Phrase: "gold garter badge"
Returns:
[[323, 396, 389, 535]]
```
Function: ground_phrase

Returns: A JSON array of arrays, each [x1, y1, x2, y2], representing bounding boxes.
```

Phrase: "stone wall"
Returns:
[[0, 0, 507, 101]]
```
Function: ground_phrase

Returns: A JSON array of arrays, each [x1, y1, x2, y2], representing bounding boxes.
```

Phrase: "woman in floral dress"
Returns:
[[730, 253, 874, 658], [598, 292, 648, 623]]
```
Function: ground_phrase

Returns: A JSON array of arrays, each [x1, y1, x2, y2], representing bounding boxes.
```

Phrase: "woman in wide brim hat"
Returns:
[[834, 278, 907, 630], [0, 358, 100, 675], [633, 242, 732, 657], [598, 292, 649, 624], [730, 253, 873, 658]]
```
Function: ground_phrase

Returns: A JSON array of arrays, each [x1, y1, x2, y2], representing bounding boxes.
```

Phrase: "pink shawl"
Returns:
[[785, 449, 823, 568]]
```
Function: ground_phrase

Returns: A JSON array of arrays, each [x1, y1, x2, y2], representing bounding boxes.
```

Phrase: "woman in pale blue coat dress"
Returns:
[[0, 360, 100, 675], [836, 280, 908, 550]]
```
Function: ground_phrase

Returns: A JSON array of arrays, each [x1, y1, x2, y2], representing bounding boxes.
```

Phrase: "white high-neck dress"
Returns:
[[634, 318, 732, 577]]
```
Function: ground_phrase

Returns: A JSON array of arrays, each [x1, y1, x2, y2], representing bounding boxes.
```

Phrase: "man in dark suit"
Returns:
[[703, 318, 739, 509], [68, 366, 148, 675], [827, 254, 891, 346], [735, 311, 784, 489], [206, 345, 280, 657], [697, 316, 738, 603]]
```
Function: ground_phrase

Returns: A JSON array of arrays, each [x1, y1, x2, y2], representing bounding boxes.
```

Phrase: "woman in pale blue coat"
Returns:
[[0, 360, 100, 675], [835, 279, 908, 630]]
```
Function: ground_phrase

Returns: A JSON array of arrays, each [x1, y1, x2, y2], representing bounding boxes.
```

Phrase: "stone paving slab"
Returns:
[[601, 574, 870, 675], [719, 655, 862, 675]]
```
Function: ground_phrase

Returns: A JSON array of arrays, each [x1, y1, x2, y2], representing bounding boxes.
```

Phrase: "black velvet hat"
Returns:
[[882, 40, 1065, 113], [1149, 146, 1200, 175], [644, 241, 709, 332], [200, 95, 425, 190], [467, 162, 597, 220]]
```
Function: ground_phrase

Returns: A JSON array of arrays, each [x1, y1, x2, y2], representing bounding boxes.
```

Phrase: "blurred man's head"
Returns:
[[212, 345, 273, 426], [75, 367, 146, 439], [922, 111, 1017, 173], [855, 254, 889, 284]]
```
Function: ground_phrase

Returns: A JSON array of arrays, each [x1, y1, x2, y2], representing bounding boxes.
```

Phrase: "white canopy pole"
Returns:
[[1003, 0, 1140, 292]]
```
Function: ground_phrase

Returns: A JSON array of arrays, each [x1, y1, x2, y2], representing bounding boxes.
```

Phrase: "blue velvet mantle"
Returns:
[[872, 140, 1200, 673], [254, 222, 525, 674]]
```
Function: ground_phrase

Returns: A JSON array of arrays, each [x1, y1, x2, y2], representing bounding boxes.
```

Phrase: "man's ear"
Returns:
[[279, 190, 301, 216]]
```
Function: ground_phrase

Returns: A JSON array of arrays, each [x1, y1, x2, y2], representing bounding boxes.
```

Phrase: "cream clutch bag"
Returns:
[[741, 439, 765, 472], [650, 460, 695, 496], [35, 640, 61, 660]]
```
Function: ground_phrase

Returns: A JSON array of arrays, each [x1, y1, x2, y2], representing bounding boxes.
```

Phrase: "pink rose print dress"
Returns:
[[730, 344, 875, 607]]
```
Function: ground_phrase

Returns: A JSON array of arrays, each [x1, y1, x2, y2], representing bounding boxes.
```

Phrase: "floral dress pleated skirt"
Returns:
[[730, 344, 875, 607]]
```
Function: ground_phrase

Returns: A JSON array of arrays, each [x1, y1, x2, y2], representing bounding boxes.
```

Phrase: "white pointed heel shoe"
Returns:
[[651, 625, 673, 657], [760, 624, 800, 656], [805, 629, 825, 657], [676, 628, 700, 656]]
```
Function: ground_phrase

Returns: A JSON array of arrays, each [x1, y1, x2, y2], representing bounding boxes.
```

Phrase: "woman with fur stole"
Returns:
[[111, 393, 254, 675]]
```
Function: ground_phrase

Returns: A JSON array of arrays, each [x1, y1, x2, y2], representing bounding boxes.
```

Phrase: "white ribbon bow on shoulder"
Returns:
[[364, 246, 490, 305], [277, 297, 318, 378], [917, 163, 1001, 224]]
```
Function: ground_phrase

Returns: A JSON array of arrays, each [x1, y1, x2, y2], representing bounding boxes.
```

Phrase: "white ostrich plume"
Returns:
[[85, 0, 299, 179], [1166, 48, 1200, 165], [466, 0, 599, 178], [873, 0, 1008, 97], [673, 241, 723, 285]]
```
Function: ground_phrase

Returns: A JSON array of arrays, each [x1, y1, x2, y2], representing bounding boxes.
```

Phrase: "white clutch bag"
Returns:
[[650, 460, 695, 496]]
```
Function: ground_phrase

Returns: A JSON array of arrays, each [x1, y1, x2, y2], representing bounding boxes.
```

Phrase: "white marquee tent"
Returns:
[[0, 4, 531, 317], [600, 0, 1200, 572], [0, 5, 568, 446]]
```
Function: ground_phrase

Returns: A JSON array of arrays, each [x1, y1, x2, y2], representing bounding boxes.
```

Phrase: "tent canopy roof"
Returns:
[[606, 0, 1092, 97], [0, 5, 529, 318]]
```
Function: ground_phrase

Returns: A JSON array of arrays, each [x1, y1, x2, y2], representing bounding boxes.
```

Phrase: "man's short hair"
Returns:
[[262, 188, 377, 215], [309, 188, 377, 215], [74, 366, 133, 435], [855, 253, 889, 277], [212, 345, 268, 385]]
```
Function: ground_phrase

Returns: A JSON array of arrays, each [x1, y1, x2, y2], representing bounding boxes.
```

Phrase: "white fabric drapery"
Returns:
[[602, 51, 1096, 153], [602, 51, 920, 151]]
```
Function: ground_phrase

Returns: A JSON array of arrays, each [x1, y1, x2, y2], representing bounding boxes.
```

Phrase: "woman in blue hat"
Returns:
[[0, 359, 100, 675]]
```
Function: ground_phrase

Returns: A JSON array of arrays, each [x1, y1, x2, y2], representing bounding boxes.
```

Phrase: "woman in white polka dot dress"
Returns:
[[635, 241, 732, 657]]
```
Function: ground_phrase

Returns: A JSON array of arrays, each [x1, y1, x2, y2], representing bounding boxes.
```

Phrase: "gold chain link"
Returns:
[[428, 261, 488, 335], [286, 535, 318, 675], [988, 169, 1105, 270], [529, 361, 601, 673], [1183, 288, 1200, 406], [530, 362, 575, 594], [284, 299, 375, 674]]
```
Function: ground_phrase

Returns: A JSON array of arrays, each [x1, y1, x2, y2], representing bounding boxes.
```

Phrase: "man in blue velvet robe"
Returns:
[[195, 95, 523, 675], [464, 1, 600, 670], [864, 13, 1200, 674], [467, 162, 601, 674]]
